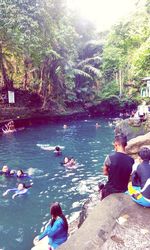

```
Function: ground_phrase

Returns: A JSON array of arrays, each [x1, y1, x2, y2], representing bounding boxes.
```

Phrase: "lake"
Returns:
[[0, 117, 114, 250]]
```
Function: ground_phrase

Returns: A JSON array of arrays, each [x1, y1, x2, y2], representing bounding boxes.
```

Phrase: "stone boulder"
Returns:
[[115, 118, 150, 140], [126, 132, 150, 158]]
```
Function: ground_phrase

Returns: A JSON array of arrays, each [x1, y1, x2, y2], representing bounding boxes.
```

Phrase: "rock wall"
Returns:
[[58, 194, 150, 250]]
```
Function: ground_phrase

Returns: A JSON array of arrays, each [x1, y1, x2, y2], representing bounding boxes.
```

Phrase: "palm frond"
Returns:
[[73, 69, 93, 80], [45, 49, 62, 60], [83, 65, 102, 78], [77, 56, 102, 67]]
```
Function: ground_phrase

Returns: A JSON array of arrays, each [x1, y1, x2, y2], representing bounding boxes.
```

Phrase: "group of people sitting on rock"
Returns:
[[98, 133, 150, 207]]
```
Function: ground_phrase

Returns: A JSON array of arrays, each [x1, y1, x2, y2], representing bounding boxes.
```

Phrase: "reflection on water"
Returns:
[[0, 118, 114, 250]]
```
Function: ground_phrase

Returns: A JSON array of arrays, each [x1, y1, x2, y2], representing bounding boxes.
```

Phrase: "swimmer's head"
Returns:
[[69, 157, 75, 164], [17, 169, 24, 177], [10, 170, 15, 175], [2, 165, 9, 173], [17, 183, 25, 190], [96, 123, 100, 127], [55, 146, 60, 152], [64, 157, 69, 164], [63, 125, 67, 129], [138, 147, 150, 161]]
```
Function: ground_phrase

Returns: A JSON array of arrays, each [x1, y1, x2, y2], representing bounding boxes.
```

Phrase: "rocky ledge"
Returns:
[[59, 194, 150, 250], [32, 194, 150, 250]]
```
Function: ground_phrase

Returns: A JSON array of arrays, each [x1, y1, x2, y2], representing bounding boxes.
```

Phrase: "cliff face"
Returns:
[[58, 194, 150, 250]]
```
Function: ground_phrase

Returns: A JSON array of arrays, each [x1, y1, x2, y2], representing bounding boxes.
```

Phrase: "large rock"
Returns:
[[126, 132, 150, 157], [58, 194, 150, 250], [115, 118, 150, 140]]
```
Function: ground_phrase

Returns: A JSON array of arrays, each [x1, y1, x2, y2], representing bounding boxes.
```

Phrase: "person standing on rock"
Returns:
[[99, 134, 134, 200]]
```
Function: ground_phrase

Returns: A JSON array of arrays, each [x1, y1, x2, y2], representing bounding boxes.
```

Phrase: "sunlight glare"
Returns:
[[67, 0, 137, 30]]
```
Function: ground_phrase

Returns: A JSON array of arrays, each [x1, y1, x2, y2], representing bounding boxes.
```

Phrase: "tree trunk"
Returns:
[[23, 58, 28, 90], [0, 41, 11, 89]]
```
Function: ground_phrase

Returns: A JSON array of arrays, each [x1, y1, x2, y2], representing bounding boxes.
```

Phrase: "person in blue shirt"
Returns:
[[2, 183, 32, 199], [34, 202, 68, 249], [128, 146, 150, 207]]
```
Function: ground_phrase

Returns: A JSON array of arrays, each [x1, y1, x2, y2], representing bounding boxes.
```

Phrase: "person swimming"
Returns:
[[16, 169, 30, 178], [54, 146, 62, 156], [0, 165, 11, 176], [63, 124, 67, 129], [95, 122, 101, 128], [2, 183, 32, 199], [62, 157, 77, 168], [2, 120, 16, 133]]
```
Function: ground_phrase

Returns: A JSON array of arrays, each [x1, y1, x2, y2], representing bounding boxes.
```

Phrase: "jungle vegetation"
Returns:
[[0, 0, 150, 110]]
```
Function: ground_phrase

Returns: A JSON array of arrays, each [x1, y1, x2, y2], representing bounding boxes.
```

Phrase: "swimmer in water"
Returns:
[[63, 157, 76, 168], [54, 146, 62, 156], [2, 120, 16, 133], [2, 183, 32, 199], [63, 157, 70, 165], [67, 157, 76, 167], [0, 165, 10, 176], [63, 124, 67, 129], [16, 169, 29, 178], [95, 123, 100, 128]]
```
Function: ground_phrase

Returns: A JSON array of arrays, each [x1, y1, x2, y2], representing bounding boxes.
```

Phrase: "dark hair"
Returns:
[[55, 146, 60, 151], [21, 183, 32, 189], [18, 169, 24, 175], [138, 147, 150, 161], [114, 134, 127, 147], [50, 202, 68, 231]]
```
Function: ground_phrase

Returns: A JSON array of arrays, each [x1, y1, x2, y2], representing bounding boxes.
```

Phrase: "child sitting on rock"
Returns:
[[128, 146, 150, 207]]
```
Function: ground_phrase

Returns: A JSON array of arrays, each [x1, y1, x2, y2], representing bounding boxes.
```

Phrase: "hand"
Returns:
[[132, 193, 140, 199], [3, 191, 8, 196], [33, 236, 40, 245], [12, 194, 16, 199]]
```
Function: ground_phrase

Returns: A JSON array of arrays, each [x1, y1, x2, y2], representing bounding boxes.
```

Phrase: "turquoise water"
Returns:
[[0, 118, 114, 250]]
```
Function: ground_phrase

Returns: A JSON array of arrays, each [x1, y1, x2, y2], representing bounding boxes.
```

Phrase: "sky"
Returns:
[[66, 0, 138, 31]]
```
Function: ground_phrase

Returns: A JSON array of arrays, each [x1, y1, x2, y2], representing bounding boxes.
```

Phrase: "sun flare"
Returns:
[[67, 0, 137, 30]]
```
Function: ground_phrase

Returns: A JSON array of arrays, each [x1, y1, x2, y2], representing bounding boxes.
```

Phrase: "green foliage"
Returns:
[[102, 1, 150, 88], [99, 81, 119, 99], [0, 0, 149, 109]]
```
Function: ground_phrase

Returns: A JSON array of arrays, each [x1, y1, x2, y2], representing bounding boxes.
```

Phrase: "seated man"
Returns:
[[99, 134, 134, 200], [128, 146, 150, 207]]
